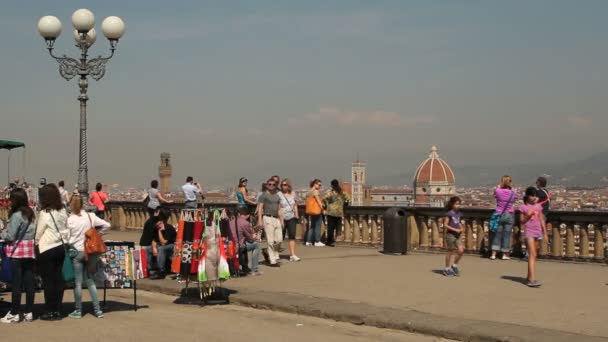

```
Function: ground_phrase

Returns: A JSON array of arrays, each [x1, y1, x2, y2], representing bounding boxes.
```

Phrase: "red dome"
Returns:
[[414, 146, 455, 184]]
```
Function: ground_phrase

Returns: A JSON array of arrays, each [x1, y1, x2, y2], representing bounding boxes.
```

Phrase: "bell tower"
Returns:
[[159, 152, 172, 194]]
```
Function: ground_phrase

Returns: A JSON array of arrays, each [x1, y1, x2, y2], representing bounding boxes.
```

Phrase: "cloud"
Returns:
[[288, 107, 435, 127], [566, 115, 593, 128], [191, 127, 263, 138]]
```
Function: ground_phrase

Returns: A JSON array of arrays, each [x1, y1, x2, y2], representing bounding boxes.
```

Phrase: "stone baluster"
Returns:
[[511, 224, 523, 257], [296, 217, 306, 241], [344, 215, 353, 242], [170, 210, 179, 227], [579, 224, 590, 258], [379, 215, 385, 244], [123, 209, 130, 229], [371, 215, 379, 244], [551, 223, 563, 257], [353, 215, 361, 243], [361, 215, 370, 244], [539, 222, 549, 256], [594, 223, 604, 259], [418, 216, 429, 248], [321, 217, 327, 241], [565, 224, 575, 258], [136, 209, 143, 229], [476, 219, 485, 251], [430, 218, 441, 248], [465, 219, 474, 251], [117, 206, 126, 230], [407, 215, 419, 249]]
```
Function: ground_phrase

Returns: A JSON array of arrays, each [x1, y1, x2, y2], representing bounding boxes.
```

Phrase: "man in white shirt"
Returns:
[[58, 180, 70, 209], [182, 176, 202, 209]]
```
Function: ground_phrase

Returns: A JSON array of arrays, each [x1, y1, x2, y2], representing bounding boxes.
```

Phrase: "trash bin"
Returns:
[[383, 207, 407, 254]]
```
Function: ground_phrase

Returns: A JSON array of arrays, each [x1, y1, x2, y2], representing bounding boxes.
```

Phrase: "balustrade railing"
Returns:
[[102, 202, 608, 262]]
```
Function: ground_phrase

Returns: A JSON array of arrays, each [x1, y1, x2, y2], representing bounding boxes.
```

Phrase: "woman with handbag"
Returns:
[[67, 195, 110, 318], [490, 176, 519, 260], [305, 179, 326, 247], [35, 184, 69, 321], [323, 179, 350, 247], [0, 188, 36, 323], [278, 178, 300, 261]]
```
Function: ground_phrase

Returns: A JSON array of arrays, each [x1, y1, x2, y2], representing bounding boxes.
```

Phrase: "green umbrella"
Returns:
[[0, 140, 26, 185]]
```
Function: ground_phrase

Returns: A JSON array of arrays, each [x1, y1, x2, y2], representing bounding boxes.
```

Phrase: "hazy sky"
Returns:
[[1, 0, 607, 190]]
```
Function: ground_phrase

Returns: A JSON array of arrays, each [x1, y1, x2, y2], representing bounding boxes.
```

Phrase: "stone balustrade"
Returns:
[[83, 202, 608, 262]]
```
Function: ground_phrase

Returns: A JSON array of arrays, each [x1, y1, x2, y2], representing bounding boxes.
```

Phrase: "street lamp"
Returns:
[[38, 9, 125, 204]]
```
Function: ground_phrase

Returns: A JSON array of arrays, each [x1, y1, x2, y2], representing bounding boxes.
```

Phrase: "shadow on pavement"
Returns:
[[501, 275, 527, 284], [173, 286, 236, 306]]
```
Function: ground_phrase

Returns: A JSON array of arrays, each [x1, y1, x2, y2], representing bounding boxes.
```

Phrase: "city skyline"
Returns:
[[1, 0, 608, 188]]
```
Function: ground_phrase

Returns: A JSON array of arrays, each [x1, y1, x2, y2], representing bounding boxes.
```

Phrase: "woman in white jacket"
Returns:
[[67, 195, 110, 318], [35, 184, 69, 321]]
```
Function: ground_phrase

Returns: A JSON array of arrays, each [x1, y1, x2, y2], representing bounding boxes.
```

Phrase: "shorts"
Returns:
[[446, 233, 462, 250], [284, 218, 297, 240]]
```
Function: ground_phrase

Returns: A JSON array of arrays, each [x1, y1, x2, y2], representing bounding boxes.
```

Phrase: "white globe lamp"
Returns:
[[72, 9, 95, 33], [38, 16, 62, 40], [101, 16, 125, 40]]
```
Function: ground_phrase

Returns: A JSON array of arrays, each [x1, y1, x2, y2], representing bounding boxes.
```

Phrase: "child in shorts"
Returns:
[[443, 196, 464, 276], [519, 187, 547, 287]]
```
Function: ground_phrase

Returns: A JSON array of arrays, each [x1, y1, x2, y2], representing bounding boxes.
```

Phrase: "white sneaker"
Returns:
[[23, 313, 33, 322], [305, 242, 312, 246], [502, 255, 510, 260], [290, 255, 301, 262], [0, 312, 20, 324], [314, 242, 325, 247]]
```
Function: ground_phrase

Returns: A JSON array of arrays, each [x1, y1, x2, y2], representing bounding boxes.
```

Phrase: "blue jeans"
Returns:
[[306, 215, 322, 243], [245, 241, 260, 272], [72, 251, 100, 312], [144, 244, 174, 273], [492, 213, 514, 253]]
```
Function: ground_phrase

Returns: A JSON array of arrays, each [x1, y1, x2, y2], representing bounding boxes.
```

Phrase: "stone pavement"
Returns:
[[0, 290, 454, 342], [106, 230, 608, 341]]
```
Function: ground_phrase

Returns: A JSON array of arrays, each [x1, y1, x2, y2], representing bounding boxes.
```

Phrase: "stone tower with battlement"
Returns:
[[159, 153, 172, 194]]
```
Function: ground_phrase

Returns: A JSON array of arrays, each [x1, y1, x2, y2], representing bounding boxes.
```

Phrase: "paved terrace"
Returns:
[[108, 230, 608, 342]]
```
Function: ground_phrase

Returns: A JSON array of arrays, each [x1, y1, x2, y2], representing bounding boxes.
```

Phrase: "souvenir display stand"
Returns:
[[173, 208, 233, 305], [98, 241, 148, 311]]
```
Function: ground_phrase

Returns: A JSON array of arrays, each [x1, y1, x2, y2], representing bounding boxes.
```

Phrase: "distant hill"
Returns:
[[373, 151, 608, 187]]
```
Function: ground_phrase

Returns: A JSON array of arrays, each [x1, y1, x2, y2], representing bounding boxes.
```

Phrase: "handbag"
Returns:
[[84, 213, 107, 256], [489, 191, 515, 232], [49, 212, 76, 282], [305, 195, 322, 216]]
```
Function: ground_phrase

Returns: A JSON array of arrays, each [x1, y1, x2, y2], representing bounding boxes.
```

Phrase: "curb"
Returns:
[[136, 280, 608, 342]]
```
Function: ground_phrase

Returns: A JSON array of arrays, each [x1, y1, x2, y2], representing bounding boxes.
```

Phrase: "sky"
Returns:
[[1, 0, 607, 190]]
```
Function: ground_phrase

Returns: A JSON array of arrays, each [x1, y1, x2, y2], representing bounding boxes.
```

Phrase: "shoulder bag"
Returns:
[[49, 212, 76, 282], [84, 213, 107, 256], [489, 191, 515, 232], [305, 192, 322, 216]]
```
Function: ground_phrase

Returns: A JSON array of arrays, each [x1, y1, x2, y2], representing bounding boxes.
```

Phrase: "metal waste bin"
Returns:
[[383, 207, 407, 254]]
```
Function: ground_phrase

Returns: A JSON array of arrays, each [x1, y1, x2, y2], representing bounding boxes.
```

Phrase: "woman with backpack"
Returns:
[[278, 178, 300, 261], [0, 188, 36, 323], [490, 176, 519, 260], [67, 195, 111, 318], [323, 179, 350, 247]]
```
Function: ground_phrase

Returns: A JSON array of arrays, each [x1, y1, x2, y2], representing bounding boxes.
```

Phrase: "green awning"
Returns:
[[0, 140, 25, 150]]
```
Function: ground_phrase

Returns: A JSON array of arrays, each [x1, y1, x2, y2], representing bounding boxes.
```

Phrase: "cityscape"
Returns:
[[106, 146, 608, 211]]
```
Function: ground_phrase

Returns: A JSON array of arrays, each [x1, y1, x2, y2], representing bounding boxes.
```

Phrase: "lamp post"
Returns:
[[38, 9, 125, 204]]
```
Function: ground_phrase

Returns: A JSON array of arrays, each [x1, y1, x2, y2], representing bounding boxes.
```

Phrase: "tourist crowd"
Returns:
[[0, 173, 551, 323], [441, 175, 551, 288], [0, 182, 111, 323]]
